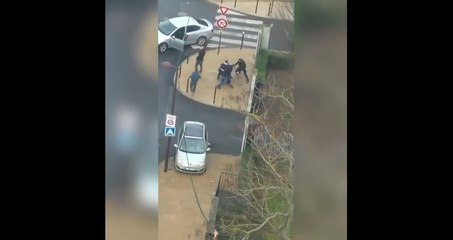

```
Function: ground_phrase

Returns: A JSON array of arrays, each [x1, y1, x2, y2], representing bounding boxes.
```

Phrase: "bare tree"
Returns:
[[218, 72, 294, 240]]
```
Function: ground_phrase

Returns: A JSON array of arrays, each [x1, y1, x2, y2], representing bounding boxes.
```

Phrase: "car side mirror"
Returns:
[[171, 35, 176, 39], [173, 144, 178, 148], [184, 34, 188, 40], [207, 147, 211, 152]]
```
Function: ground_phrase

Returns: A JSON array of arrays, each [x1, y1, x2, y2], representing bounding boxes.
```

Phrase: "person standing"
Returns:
[[216, 60, 230, 89], [225, 63, 234, 88], [195, 47, 206, 73], [187, 70, 201, 96], [234, 58, 250, 83]]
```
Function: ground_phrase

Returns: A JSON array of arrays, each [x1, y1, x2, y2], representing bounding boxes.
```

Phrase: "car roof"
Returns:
[[183, 121, 205, 138], [169, 16, 199, 27]]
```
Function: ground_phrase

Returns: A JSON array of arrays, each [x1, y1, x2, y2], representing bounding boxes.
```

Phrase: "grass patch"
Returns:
[[255, 49, 269, 83]]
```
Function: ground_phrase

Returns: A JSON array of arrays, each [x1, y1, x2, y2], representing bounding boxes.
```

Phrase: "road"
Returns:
[[158, 48, 245, 160], [158, 0, 293, 52]]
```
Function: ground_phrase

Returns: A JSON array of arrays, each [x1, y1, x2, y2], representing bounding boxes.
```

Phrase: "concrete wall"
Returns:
[[261, 26, 271, 50]]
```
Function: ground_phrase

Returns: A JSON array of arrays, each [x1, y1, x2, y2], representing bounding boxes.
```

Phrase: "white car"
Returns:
[[158, 16, 214, 52], [174, 121, 211, 174]]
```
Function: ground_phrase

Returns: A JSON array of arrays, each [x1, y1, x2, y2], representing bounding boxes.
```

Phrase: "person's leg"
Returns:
[[199, 60, 203, 73], [243, 69, 250, 83], [193, 81, 198, 93], [190, 81, 195, 93], [219, 75, 228, 89], [195, 61, 200, 72], [228, 75, 234, 88]]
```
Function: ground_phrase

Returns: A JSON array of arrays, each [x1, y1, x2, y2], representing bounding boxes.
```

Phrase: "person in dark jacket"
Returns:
[[225, 64, 234, 88], [216, 60, 233, 89], [217, 60, 228, 80], [234, 58, 250, 83], [195, 47, 205, 73]]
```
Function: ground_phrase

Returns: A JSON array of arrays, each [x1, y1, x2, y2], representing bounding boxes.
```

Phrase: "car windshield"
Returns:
[[179, 137, 205, 154], [159, 20, 177, 35]]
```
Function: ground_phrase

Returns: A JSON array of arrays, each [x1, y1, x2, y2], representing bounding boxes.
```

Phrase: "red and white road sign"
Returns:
[[165, 114, 176, 127], [219, 6, 229, 15], [216, 18, 228, 29]]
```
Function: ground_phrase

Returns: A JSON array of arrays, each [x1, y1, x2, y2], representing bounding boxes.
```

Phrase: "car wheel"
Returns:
[[196, 36, 207, 46], [159, 43, 168, 52]]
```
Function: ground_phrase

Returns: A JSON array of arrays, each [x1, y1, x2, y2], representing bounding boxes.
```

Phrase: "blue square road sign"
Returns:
[[165, 127, 176, 137]]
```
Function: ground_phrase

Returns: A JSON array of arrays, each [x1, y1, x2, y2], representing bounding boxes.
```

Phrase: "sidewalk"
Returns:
[[177, 48, 255, 112], [208, 0, 294, 21], [158, 154, 240, 240]]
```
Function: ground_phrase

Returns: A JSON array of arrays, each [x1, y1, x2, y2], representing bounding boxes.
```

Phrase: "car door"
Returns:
[[169, 27, 186, 50], [185, 25, 202, 45], [204, 128, 211, 151]]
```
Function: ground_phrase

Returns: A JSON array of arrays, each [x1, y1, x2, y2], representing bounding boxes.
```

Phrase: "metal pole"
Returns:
[[164, 17, 191, 173], [234, 0, 237, 8], [213, 86, 217, 104], [255, 0, 259, 14], [164, 71, 179, 172], [187, 55, 189, 64], [217, 31, 222, 55], [268, 2, 271, 16], [271, 0, 274, 13], [178, 66, 181, 78], [240, 32, 244, 50], [186, 78, 190, 93]]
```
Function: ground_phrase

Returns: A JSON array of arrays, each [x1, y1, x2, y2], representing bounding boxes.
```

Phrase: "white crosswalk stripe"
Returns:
[[209, 9, 263, 49], [216, 8, 246, 16], [211, 37, 258, 48], [215, 16, 263, 25], [213, 30, 259, 40]]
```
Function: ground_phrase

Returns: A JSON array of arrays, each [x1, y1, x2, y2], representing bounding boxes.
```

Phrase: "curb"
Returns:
[[240, 72, 257, 154], [208, 0, 294, 21]]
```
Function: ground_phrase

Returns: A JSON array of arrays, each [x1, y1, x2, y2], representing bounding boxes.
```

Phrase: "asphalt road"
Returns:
[[158, 0, 294, 52], [158, 48, 245, 160], [156, 0, 293, 160]]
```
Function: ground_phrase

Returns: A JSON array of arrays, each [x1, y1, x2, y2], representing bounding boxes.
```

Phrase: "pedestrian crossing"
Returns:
[[191, 8, 263, 50]]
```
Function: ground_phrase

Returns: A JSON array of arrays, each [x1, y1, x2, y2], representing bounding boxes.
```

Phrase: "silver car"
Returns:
[[158, 16, 214, 52], [174, 121, 211, 174]]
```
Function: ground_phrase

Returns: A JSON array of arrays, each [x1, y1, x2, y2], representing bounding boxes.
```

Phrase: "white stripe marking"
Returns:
[[223, 24, 262, 33], [216, 9, 245, 16], [215, 15, 263, 25], [214, 30, 259, 40], [210, 37, 258, 48]]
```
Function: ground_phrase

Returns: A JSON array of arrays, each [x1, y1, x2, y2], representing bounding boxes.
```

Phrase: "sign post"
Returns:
[[164, 114, 177, 172]]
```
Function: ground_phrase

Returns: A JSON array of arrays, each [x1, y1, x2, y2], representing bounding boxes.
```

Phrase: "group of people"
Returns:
[[216, 58, 249, 89], [187, 47, 250, 95]]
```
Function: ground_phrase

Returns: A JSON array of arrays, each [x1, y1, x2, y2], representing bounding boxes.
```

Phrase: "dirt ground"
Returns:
[[106, 202, 158, 240], [158, 154, 240, 240]]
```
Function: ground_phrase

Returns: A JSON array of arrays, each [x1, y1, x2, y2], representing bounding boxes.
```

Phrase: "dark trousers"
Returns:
[[195, 60, 203, 72], [190, 80, 198, 93], [236, 68, 250, 82]]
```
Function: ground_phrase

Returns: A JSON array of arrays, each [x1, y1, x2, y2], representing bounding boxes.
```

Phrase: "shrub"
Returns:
[[255, 49, 269, 83], [267, 52, 294, 69]]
